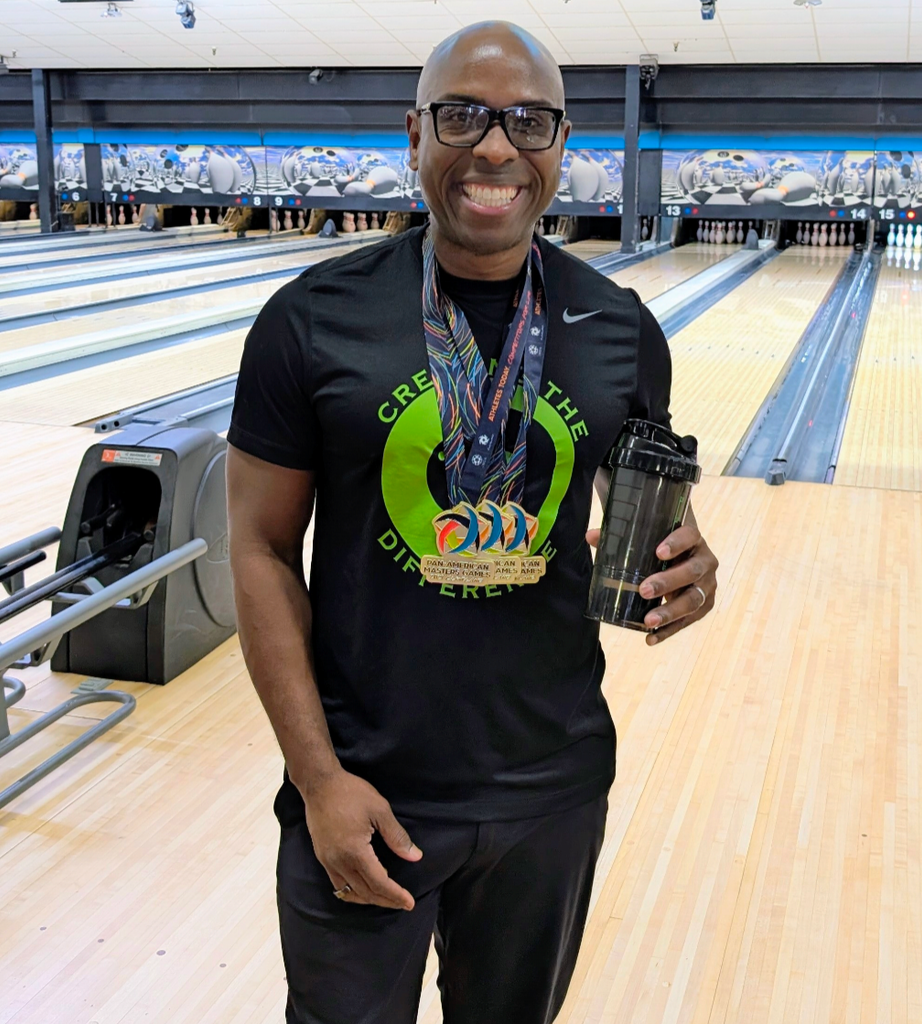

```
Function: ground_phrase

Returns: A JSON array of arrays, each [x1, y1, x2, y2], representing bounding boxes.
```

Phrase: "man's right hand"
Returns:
[[302, 769, 423, 911]]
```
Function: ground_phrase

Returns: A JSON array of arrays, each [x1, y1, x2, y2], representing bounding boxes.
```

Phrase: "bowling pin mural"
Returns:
[[566, 156, 599, 203]]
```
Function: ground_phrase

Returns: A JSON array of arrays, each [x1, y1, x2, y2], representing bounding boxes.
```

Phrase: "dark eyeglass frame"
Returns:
[[417, 102, 567, 151]]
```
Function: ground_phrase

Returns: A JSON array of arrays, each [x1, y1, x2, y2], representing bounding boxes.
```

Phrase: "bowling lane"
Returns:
[[0, 328, 248, 426], [666, 247, 850, 475], [0, 235, 386, 359], [0, 245, 340, 319], [609, 242, 739, 304], [834, 260, 922, 491], [564, 239, 621, 261]]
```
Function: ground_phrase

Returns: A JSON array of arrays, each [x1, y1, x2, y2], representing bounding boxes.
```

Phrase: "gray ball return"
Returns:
[[0, 527, 206, 809]]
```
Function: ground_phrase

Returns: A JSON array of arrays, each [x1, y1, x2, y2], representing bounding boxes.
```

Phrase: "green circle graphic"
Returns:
[[381, 389, 575, 558]]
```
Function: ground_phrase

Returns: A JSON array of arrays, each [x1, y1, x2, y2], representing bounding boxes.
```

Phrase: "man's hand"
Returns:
[[586, 521, 718, 646], [303, 769, 423, 910]]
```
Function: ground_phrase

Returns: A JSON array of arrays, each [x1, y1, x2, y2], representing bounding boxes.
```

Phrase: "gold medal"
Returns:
[[421, 501, 545, 586]]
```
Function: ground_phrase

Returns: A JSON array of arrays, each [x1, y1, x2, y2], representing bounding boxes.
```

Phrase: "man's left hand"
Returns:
[[586, 523, 718, 646]]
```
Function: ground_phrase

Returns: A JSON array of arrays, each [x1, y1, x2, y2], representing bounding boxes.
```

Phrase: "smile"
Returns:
[[460, 183, 522, 208]]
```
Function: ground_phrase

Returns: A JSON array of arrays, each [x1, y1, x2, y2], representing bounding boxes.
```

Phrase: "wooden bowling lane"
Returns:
[[0, 329, 247, 426], [608, 242, 740, 304], [564, 239, 622, 261], [0, 248, 321, 319], [666, 247, 850, 476], [3, 470, 919, 1024], [833, 261, 922, 491], [0, 228, 246, 271]]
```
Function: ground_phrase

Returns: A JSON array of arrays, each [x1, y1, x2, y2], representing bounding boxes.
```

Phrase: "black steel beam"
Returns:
[[31, 69, 57, 233], [621, 66, 641, 254]]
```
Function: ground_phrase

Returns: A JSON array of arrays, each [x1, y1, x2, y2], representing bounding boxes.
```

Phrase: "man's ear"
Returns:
[[407, 110, 421, 171]]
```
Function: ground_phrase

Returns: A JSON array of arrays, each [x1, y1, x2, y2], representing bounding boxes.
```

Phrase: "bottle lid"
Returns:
[[606, 419, 702, 484]]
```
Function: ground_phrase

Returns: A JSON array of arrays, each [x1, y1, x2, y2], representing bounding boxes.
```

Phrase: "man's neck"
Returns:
[[431, 226, 532, 281]]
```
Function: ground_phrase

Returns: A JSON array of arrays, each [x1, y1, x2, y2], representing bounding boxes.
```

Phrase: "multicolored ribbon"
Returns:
[[421, 228, 548, 509]]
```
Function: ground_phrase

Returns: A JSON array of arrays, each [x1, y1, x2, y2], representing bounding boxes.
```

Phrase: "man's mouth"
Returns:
[[459, 183, 523, 209]]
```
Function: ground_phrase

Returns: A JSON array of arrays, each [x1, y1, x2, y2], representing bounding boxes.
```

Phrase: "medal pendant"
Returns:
[[420, 554, 546, 586]]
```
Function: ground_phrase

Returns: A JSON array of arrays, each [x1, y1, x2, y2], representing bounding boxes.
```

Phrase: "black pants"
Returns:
[[277, 794, 608, 1024]]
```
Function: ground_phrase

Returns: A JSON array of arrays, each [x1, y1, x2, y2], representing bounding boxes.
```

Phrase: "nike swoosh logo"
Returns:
[[562, 308, 602, 324]]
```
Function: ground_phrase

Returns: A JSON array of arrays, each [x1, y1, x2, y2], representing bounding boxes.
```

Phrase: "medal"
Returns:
[[420, 229, 549, 586]]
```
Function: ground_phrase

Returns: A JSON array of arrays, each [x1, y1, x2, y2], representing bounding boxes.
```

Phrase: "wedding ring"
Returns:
[[333, 884, 353, 901], [691, 585, 707, 608]]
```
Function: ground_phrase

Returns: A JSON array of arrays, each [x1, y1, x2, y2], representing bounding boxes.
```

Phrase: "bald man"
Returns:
[[227, 21, 717, 1024]]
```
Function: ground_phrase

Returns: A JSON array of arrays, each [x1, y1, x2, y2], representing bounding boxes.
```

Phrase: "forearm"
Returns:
[[231, 549, 340, 797]]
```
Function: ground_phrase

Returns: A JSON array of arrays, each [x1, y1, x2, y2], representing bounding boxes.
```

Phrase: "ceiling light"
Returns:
[[101, 2, 121, 16], [175, 0, 196, 29]]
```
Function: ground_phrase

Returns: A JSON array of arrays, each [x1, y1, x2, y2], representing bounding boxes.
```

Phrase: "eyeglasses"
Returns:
[[417, 102, 566, 152]]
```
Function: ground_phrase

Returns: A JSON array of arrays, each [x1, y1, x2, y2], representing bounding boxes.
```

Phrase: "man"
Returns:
[[227, 21, 718, 1024]]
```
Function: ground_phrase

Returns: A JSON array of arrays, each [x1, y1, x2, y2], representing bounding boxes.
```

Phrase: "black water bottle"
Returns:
[[586, 419, 702, 631]]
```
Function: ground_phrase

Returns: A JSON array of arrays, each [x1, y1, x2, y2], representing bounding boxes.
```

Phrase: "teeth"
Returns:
[[462, 184, 520, 208]]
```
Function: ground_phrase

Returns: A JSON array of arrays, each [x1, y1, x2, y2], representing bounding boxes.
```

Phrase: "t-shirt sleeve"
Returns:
[[628, 289, 672, 429], [227, 279, 320, 471]]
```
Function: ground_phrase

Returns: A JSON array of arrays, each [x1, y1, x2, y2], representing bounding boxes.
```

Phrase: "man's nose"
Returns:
[[471, 122, 519, 165]]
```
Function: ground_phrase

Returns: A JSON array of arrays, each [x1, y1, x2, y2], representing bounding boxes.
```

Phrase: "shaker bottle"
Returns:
[[586, 419, 701, 630]]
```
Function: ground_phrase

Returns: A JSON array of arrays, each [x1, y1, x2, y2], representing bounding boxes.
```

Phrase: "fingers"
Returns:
[[374, 806, 424, 863], [640, 553, 709, 601], [326, 847, 416, 910], [654, 523, 701, 561]]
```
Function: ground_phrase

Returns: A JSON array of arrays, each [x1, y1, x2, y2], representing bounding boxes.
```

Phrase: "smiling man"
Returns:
[[227, 20, 717, 1024]]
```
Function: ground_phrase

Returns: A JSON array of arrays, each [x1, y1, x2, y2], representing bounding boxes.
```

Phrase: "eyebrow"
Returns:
[[436, 93, 557, 107]]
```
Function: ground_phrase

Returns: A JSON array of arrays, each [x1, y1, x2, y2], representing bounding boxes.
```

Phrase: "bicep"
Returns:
[[227, 445, 316, 566]]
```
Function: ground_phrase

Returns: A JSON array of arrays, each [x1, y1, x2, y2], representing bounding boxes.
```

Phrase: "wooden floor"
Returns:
[[1, 240, 919, 1024], [834, 260, 922, 491], [564, 239, 622, 261], [666, 247, 849, 476], [609, 243, 739, 304]]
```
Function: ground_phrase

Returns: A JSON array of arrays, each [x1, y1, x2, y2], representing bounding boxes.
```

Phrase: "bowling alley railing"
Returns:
[[0, 528, 207, 810]]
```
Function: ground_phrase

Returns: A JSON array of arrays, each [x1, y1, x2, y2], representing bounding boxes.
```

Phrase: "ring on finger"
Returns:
[[333, 884, 354, 901], [691, 584, 707, 608]]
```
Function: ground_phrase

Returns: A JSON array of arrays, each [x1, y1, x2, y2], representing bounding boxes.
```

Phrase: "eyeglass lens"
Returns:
[[435, 105, 558, 149]]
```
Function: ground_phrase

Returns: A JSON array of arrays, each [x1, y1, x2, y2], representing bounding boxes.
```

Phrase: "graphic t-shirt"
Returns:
[[228, 227, 672, 824]]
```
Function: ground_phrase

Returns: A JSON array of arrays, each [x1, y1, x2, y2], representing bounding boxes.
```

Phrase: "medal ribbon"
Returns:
[[421, 228, 548, 508]]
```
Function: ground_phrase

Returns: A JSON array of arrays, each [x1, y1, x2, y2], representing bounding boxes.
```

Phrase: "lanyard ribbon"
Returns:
[[421, 229, 548, 508]]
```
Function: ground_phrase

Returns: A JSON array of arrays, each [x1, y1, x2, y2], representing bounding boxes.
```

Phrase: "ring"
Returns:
[[691, 585, 707, 608], [333, 884, 353, 901]]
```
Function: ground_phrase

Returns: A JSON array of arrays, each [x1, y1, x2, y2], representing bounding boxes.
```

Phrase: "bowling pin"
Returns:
[[106, 204, 113, 227], [829, 222, 838, 246], [697, 221, 704, 242], [811, 223, 820, 246], [887, 223, 897, 247], [737, 222, 744, 243], [298, 209, 306, 230], [370, 212, 380, 230], [190, 206, 198, 225], [131, 205, 139, 224], [725, 221, 733, 243], [914, 224, 922, 249], [839, 223, 846, 246], [204, 207, 212, 224], [284, 209, 293, 230], [796, 222, 803, 244], [897, 224, 905, 248], [270, 209, 278, 232], [29, 203, 38, 221], [343, 212, 355, 233], [357, 211, 367, 231], [848, 223, 856, 246], [118, 204, 126, 225], [708, 221, 715, 243], [716, 221, 724, 244]]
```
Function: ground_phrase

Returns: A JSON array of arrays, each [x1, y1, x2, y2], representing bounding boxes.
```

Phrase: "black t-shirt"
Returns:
[[228, 227, 672, 824]]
